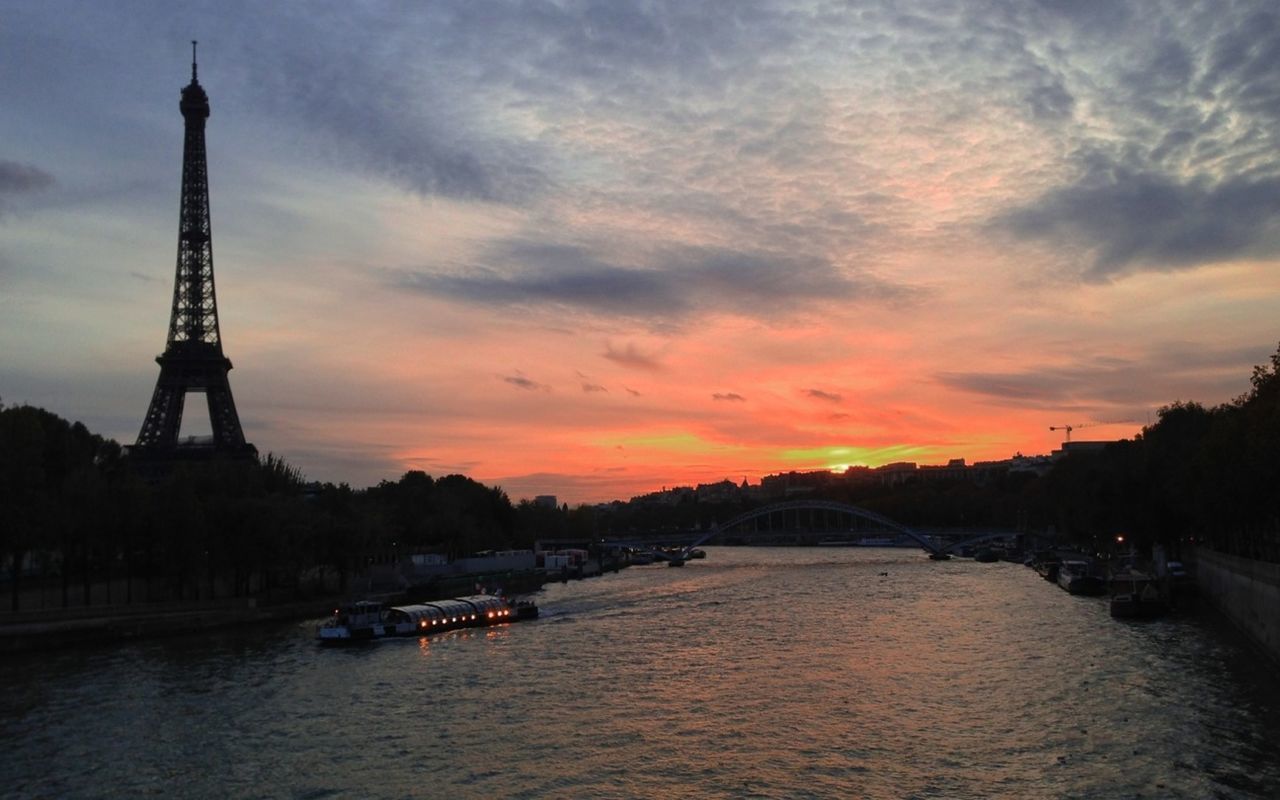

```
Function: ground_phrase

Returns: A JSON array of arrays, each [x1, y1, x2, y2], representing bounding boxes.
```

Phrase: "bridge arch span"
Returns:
[[690, 500, 942, 555]]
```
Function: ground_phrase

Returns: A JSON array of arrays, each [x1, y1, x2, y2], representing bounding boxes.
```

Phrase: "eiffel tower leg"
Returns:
[[137, 378, 186, 448], [205, 379, 247, 449]]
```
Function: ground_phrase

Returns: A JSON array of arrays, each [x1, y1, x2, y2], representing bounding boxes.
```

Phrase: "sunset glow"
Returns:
[[3, 3, 1278, 503]]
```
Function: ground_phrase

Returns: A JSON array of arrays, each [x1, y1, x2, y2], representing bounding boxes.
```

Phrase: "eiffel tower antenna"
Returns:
[[130, 46, 256, 468]]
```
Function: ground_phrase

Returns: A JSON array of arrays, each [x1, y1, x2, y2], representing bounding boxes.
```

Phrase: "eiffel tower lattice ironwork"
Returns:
[[133, 42, 256, 463]]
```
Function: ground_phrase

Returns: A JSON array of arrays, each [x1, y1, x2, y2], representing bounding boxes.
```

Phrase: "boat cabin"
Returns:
[[334, 601, 384, 628]]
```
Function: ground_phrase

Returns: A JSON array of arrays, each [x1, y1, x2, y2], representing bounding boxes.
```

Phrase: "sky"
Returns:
[[3, 1, 1279, 504]]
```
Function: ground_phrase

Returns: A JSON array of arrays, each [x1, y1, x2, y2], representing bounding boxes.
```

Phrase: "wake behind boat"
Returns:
[[317, 594, 538, 643]]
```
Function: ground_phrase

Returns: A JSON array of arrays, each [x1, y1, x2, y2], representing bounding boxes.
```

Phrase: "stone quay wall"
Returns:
[[1192, 546, 1280, 664]]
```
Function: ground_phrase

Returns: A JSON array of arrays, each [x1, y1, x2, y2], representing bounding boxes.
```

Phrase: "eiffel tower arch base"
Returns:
[[129, 350, 258, 475]]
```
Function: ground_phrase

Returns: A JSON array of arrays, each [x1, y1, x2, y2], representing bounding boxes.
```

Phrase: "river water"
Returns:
[[2, 547, 1278, 799]]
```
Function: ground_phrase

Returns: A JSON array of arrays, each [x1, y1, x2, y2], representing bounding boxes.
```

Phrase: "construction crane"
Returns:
[[1049, 420, 1137, 444], [1049, 424, 1084, 443]]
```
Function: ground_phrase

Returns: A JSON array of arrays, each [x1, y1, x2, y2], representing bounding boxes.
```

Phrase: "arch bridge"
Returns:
[[605, 500, 955, 562]]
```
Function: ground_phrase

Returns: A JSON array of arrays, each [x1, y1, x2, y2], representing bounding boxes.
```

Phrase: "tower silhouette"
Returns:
[[132, 43, 256, 465]]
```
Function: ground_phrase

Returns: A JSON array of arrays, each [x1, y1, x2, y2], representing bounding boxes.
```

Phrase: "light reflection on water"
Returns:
[[2, 547, 1279, 799]]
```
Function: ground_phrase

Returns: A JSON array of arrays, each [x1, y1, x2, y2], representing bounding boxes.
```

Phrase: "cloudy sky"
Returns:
[[3, 1, 1279, 503]]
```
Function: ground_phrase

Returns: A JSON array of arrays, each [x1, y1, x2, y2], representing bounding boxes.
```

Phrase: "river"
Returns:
[[2, 547, 1278, 799]]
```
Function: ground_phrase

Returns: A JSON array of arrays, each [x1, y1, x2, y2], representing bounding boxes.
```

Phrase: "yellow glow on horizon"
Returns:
[[782, 444, 934, 471]]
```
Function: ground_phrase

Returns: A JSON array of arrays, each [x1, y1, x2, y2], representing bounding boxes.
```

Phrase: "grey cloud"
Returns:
[[939, 371, 1070, 404], [937, 343, 1268, 410], [624, 387, 642, 397], [1033, 0, 1132, 31], [603, 343, 663, 372], [482, 1, 782, 100], [394, 239, 913, 320], [581, 383, 607, 393], [0, 161, 53, 194], [805, 389, 843, 403], [1, 3, 535, 205], [712, 392, 745, 402], [400, 239, 682, 315], [1025, 80, 1075, 121], [230, 8, 549, 203], [1150, 129, 1196, 164], [409, 265, 677, 315], [997, 167, 1280, 279], [502, 374, 548, 391], [221, 0, 808, 206], [1201, 10, 1280, 111], [1010, 54, 1077, 123], [1142, 39, 1195, 91], [0, 160, 54, 215], [994, 3, 1280, 278]]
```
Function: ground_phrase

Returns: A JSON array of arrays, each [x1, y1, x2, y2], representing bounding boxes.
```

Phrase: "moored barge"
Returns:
[[1109, 577, 1167, 619], [1057, 560, 1106, 595], [317, 594, 538, 644]]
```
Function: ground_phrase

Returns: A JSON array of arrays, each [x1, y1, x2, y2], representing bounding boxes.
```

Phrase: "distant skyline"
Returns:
[[3, 2, 1279, 504]]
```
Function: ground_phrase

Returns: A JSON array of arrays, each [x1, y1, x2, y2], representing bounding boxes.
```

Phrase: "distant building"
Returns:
[[918, 458, 969, 481], [761, 471, 816, 497], [695, 479, 740, 503], [1056, 441, 1113, 457], [534, 495, 558, 509], [875, 462, 918, 487], [842, 465, 875, 482], [1008, 453, 1054, 476]]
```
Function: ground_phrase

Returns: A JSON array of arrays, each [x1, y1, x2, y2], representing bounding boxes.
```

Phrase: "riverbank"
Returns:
[[0, 596, 338, 654], [0, 557, 628, 653], [1191, 545, 1280, 665]]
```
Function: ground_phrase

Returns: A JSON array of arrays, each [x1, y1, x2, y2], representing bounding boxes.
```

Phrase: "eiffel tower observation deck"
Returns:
[[130, 43, 256, 467]]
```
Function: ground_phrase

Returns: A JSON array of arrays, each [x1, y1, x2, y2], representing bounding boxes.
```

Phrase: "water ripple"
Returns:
[[2, 548, 1279, 799]]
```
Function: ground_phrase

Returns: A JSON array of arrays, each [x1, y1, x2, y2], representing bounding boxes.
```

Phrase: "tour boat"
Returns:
[[317, 594, 537, 643]]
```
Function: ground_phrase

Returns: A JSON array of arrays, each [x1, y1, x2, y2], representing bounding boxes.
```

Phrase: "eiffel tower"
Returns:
[[131, 43, 256, 466]]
